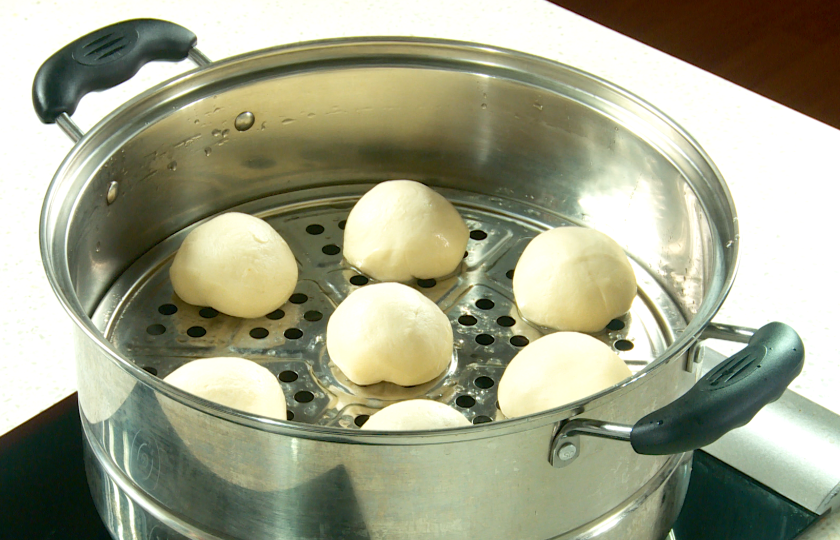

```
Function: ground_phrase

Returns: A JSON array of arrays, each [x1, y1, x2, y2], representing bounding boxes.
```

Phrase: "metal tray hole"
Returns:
[[303, 310, 323, 322], [289, 293, 308, 304], [615, 339, 634, 351], [187, 326, 206, 338], [474, 376, 495, 389], [306, 224, 325, 235], [607, 319, 626, 331], [249, 327, 269, 339], [475, 334, 495, 345], [146, 324, 166, 336], [286, 410, 295, 421], [266, 309, 285, 320], [510, 335, 529, 347], [470, 230, 488, 240], [417, 278, 437, 288], [294, 391, 315, 403], [496, 316, 515, 327], [322, 244, 341, 255], [142, 366, 158, 376], [455, 395, 476, 408], [199, 307, 219, 319], [475, 298, 495, 310], [458, 315, 478, 326], [158, 304, 177, 315], [349, 275, 369, 286], [338, 219, 347, 230], [278, 370, 299, 383], [284, 328, 303, 340], [354, 414, 369, 427], [473, 415, 492, 424]]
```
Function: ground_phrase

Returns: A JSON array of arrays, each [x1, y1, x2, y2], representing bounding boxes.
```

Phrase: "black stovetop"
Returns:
[[0, 394, 818, 540]]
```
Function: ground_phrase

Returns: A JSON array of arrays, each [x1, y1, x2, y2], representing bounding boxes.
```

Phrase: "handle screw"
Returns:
[[556, 442, 578, 461]]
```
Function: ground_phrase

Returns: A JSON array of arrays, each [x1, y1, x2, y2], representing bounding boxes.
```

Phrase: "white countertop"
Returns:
[[1, 2, 838, 534]]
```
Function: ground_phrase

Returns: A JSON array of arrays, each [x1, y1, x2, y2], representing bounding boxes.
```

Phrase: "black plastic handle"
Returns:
[[33, 19, 197, 124], [630, 322, 804, 455]]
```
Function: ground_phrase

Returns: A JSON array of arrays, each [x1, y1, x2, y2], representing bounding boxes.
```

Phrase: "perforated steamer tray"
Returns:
[[92, 184, 686, 429]]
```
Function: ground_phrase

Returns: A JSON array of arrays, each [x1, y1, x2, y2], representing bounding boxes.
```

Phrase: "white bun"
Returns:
[[326, 283, 453, 386], [513, 227, 636, 332], [362, 399, 470, 430], [170, 212, 298, 319], [163, 357, 287, 419], [343, 180, 469, 282], [498, 332, 632, 418]]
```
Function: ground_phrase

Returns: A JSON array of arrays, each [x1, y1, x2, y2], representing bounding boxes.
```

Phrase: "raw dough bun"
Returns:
[[361, 400, 471, 430], [326, 282, 453, 386], [161, 357, 288, 492], [497, 332, 632, 418], [513, 227, 636, 332], [170, 212, 298, 319], [343, 180, 469, 281], [163, 357, 287, 420]]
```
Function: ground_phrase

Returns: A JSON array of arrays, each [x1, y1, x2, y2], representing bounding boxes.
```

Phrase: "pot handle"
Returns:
[[32, 19, 206, 139], [630, 322, 803, 454], [551, 322, 804, 465]]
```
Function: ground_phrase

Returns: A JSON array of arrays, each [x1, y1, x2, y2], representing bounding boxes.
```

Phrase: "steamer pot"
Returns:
[[33, 20, 804, 540]]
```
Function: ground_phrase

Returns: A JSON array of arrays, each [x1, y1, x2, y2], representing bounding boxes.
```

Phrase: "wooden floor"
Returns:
[[548, 0, 840, 129]]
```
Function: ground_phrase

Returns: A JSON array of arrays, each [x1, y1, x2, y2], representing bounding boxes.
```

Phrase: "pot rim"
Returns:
[[39, 36, 740, 443]]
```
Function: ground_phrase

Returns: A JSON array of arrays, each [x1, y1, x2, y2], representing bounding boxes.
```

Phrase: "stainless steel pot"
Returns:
[[34, 19, 803, 540]]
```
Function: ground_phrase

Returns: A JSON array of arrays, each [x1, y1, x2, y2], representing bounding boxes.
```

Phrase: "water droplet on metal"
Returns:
[[106, 181, 118, 204], [480, 103, 487, 109], [194, 119, 200, 124], [533, 101, 543, 111], [725, 240, 734, 248], [167, 161, 177, 171], [95, 242, 101, 253], [204, 147, 212, 157], [221, 129, 230, 138], [307, 113, 316, 118], [234, 111, 255, 131], [260, 121, 267, 130], [211, 129, 221, 137], [281, 118, 295, 125]]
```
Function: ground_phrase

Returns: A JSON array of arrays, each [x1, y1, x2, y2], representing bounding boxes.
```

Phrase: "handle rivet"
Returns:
[[556, 442, 578, 461], [234, 111, 256, 131], [106, 181, 119, 204]]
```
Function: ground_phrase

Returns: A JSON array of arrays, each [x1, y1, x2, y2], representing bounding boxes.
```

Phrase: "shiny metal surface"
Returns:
[[56, 112, 83, 142], [84, 425, 691, 540], [187, 47, 212, 67], [39, 38, 739, 539], [701, 349, 840, 515], [550, 420, 633, 467], [701, 322, 756, 344]]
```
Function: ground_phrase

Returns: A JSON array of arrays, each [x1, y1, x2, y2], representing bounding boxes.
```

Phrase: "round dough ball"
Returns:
[[170, 212, 298, 319], [513, 227, 636, 332], [163, 357, 287, 420], [498, 332, 632, 418], [361, 400, 471, 430], [161, 357, 288, 492], [326, 282, 453, 386], [343, 180, 469, 282]]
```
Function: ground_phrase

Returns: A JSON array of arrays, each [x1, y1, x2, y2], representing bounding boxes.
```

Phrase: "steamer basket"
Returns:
[[35, 21, 800, 540]]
